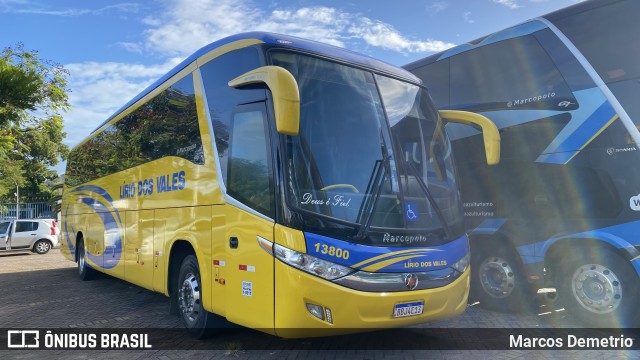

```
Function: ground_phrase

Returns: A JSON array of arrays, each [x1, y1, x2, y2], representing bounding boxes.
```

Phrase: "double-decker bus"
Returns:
[[405, 0, 640, 327], [61, 32, 500, 338]]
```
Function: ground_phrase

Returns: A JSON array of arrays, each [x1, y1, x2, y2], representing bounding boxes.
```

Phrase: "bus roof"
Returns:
[[403, 0, 621, 70], [93, 31, 420, 134]]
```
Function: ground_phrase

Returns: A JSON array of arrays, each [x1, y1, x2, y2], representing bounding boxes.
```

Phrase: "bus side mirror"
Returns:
[[438, 110, 501, 165], [228, 66, 300, 136]]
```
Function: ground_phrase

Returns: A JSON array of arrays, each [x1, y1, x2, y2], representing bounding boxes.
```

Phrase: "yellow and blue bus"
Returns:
[[405, 0, 639, 327], [61, 32, 500, 338]]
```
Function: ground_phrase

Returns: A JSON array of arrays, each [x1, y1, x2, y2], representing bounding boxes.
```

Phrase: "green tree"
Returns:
[[0, 43, 70, 201]]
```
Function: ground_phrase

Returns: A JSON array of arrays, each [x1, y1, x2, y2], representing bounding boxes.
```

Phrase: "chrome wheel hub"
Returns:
[[37, 242, 50, 253], [571, 264, 621, 314], [178, 273, 201, 324], [479, 256, 515, 298]]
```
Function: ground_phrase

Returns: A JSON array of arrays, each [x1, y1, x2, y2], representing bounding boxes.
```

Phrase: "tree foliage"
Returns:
[[0, 43, 70, 201]]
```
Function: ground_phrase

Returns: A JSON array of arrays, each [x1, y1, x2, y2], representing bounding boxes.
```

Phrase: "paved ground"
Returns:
[[0, 249, 637, 359]]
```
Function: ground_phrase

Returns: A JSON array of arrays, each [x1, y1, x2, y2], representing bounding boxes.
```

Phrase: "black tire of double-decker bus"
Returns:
[[555, 247, 640, 328], [77, 238, 96, 281], [470, 244, 535, 313], [177, 255, 226, 339]]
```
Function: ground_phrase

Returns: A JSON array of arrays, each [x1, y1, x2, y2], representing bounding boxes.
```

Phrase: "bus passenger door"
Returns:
[[222, 104, 276, 333]]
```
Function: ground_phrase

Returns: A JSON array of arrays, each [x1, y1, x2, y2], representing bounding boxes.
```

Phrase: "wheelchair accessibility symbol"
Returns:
[[405, 202, 418, 222]]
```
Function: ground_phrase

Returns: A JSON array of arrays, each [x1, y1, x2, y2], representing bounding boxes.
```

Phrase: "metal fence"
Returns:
[[0, 202, 53, 220]]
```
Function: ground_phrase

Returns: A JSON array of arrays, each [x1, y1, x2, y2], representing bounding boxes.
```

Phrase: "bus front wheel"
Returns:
[[556, 248, 640, 327], [176, 255, 225, 338], [470, 245, 535, 313]]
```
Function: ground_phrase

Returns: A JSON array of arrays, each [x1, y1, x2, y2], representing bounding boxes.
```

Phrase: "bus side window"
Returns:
[[412, 58, 450, 108], [65, 74, 202, 186], [449, 34, 574, 112], [199, 47, 265, 185], [227, 105, 275, 218]]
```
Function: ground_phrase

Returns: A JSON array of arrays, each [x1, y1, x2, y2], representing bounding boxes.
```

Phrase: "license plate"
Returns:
[[392, 301, 424, 318]]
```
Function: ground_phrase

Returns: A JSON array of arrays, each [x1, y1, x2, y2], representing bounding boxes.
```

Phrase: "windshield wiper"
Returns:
[[407, 162, 452, 240], [354, 159, 386, 241], [354, 131, 391, 241]]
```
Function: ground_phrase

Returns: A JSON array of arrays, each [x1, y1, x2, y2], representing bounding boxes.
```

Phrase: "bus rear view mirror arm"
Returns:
[[228, 66, 301, 136], [438, 110, 501, 165]]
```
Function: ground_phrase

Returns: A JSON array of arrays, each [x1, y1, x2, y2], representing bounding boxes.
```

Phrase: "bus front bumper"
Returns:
[[273, 262, 470, 338]]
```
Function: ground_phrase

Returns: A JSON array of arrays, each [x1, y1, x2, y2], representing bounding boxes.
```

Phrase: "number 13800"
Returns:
[[314, 243, 350, 260]]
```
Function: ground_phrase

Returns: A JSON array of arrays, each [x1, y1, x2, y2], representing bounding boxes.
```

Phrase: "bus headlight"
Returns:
[[450, 252, 470, 274], [274, 244, 353, 280]]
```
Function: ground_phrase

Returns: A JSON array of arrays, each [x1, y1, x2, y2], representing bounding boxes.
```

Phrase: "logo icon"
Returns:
[[607, 147, 615, 156], [7, 330, 39, 348], [404, 273, 419, 290], [405, 202, 418, 222], [558, 101, 574, 108], [631, 194, 640, 211]]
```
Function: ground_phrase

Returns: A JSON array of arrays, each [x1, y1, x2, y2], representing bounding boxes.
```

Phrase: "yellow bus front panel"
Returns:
[[273, 262, 469, 338], [220, 203, 275, 333]]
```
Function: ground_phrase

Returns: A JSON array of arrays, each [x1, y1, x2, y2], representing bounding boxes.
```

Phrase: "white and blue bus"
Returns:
[[405, 0, 640, 327]]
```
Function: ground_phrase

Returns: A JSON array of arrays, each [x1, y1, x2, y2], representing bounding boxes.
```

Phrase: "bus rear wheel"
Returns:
[[471, 245, 535, 313], [556, 248, 640, 327], [177, 255, 225, 338]]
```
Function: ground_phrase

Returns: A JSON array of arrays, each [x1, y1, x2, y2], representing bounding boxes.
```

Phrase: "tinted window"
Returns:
[[227, 105, 274, 217], [0, 222, 9, 234], [15, 221, 37, 233], [411, 58, 450, 108], [66, 74, 202, 186], [377, 75, 462, 230], [608, 80, 640, 127], [551, 0, 640, 126], [449, 35, 575, 112], [457, 157, 621, 222], [532, 29, 595, 92], [272, 51, 403, 227], [552, 0, 640, 85], [199, 47, 265, 184]]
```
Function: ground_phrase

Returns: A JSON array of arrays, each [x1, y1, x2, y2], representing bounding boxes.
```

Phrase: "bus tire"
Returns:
[[556, 247, 640, 327], [77, 238, 96, 281], [470, 244, 535, 313], [33, 239, 52, 254], [177, 255, 225, 338]]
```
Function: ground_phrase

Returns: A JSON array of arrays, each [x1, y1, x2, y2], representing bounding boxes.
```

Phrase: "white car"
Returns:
[[0, 219, 59, 254], [37, 218, 61, 235]]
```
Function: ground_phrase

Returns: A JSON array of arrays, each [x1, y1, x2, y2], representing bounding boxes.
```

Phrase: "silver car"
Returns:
[[0, 219, 59, 254]]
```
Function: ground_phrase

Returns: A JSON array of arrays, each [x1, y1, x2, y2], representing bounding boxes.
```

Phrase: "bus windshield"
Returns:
[[271, 51, 463, 245]]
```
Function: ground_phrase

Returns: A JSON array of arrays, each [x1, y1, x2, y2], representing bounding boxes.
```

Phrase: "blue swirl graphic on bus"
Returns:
[[62, 206, 77, 261], [68, 185, 123, 269]]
